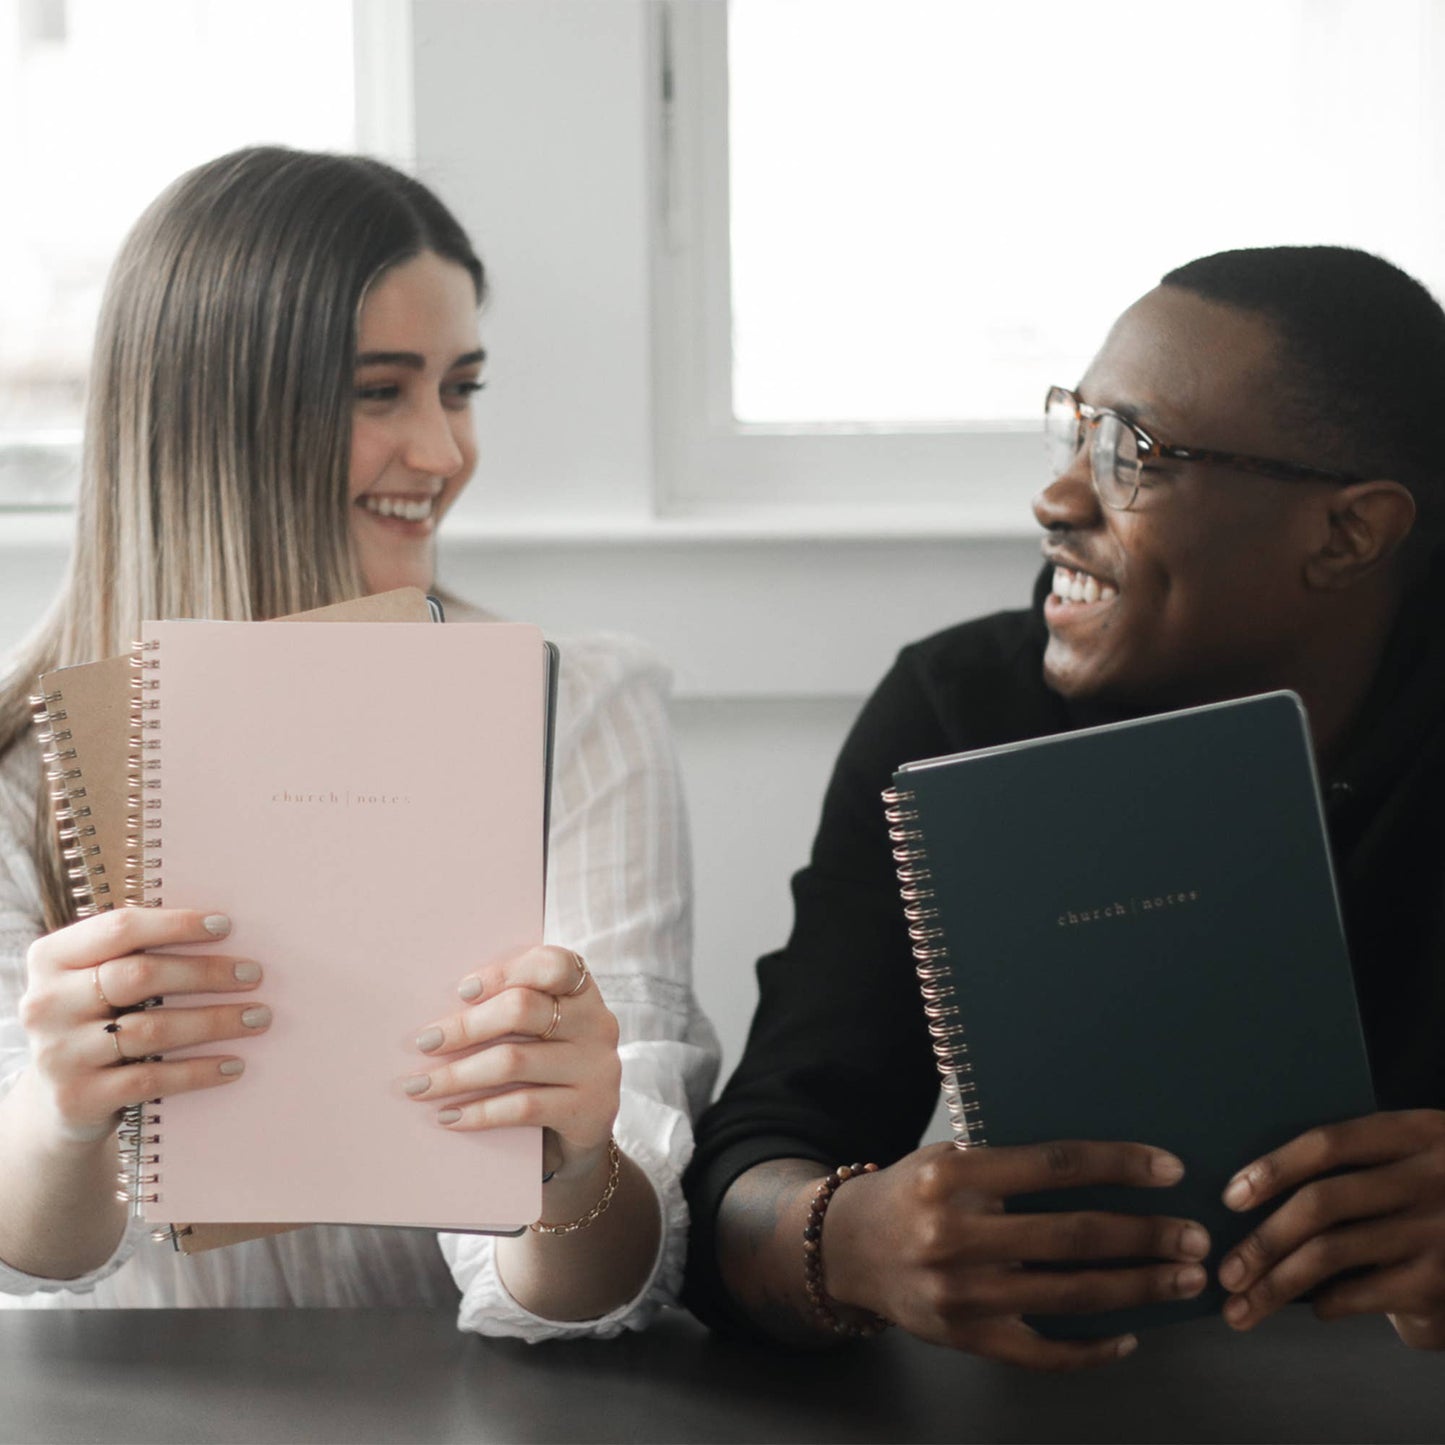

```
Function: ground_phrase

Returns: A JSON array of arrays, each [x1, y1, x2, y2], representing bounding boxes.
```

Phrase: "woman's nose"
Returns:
[[403, 404, 465, 478]]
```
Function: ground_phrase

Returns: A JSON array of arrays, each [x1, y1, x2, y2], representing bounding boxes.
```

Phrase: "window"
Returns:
[[654, 0, 1445, 528], [0, 0, 358, 506]]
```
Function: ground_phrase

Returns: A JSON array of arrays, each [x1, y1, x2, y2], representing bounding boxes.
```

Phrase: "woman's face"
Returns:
[[349, 250, 484, 595]]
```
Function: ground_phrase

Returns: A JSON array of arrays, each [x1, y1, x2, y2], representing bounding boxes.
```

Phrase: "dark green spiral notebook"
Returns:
[[884, 691, 1374, 1339]]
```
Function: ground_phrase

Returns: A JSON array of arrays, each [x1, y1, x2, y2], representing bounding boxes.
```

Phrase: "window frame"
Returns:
[[0, 0, 406, 513], [649, 0, 1042, 535]]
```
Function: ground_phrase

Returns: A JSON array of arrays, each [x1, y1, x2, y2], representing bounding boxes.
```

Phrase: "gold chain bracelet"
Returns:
[[530, 1136, 621, 1234]]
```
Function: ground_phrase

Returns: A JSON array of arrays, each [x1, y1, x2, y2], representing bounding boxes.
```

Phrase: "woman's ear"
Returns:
[[1304, 481, 1417, 591]]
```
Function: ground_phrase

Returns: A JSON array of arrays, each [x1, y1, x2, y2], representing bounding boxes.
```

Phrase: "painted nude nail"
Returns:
[[403, 1074, 431, 1096], [203, 914, 232, 937], [458, 976, 484, 1002], [232, 961, 261, 985], [241, 1006, 272, 1029], [415, 1027, 444, 1053], [218, 1059, 245, 1077], [437, 1108, 462, 1125]]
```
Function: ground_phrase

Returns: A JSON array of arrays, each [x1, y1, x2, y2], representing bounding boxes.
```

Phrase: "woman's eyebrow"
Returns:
[[354, 348, 487, 369], [356, 351, 424, 369]]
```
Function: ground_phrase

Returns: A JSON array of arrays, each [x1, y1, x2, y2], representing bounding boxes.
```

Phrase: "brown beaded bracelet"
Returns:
[[802, 1162, 891, 1338]]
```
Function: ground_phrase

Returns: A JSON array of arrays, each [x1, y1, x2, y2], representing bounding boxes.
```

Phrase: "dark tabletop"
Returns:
[[1, 1305, 1441, 1445]]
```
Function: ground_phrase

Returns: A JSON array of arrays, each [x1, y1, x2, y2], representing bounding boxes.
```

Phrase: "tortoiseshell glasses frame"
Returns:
[[1044, 385, 1363, 511]]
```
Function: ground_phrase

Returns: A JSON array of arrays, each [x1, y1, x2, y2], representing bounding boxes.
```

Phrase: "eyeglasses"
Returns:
[[1044, 385, 1362, 511]]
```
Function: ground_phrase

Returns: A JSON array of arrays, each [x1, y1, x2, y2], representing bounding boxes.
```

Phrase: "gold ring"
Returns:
[[563, 949, 590, 997], [539, 995, 562, 1042], [94, 965, 114, 1010], [104, 1021, 128, 1064]]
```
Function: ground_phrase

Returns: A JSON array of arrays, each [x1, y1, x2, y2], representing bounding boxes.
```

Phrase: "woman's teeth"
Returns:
[[1052, 565, 1118, 605], [361, 495, 435, 522]]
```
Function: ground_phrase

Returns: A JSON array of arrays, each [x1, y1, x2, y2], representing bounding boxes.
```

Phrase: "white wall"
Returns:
[[0, 1, 1042, 1085]]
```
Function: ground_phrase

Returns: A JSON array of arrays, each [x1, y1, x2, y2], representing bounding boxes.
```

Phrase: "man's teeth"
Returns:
[[1052, 566, 1118, 604], [361, 495, 434, 522]]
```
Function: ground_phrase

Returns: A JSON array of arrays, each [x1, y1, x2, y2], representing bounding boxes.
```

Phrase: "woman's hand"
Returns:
[[402, 944, 621, 1182], [1217, 1109, 1445, 1347], [20, 908, 270, 1145]]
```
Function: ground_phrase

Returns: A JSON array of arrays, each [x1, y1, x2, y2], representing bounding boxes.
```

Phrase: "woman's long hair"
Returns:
[[0, 147, 484, 928]]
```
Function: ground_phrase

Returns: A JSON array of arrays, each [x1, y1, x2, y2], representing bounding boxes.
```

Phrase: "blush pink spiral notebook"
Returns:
[[131, 620, 544, 1230]]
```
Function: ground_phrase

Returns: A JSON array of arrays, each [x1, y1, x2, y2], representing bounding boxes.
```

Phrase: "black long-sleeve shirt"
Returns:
[[682, 573, 1445, 1336]]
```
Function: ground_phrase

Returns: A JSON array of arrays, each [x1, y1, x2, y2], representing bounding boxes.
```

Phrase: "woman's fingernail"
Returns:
[[458, 976, 484, 1002], [437, 1108, 462, 1125], [1115, 1335, 1138, 1359], [218, 1059, 245, 1077], [204, 914, 232, 937], [415, 1027, 444, 1053], [232, 961, 261, 984], [1223, 1175, 1252, 1209], [402, 1074, 431, 1097], [1151, 1152, 1185, 1183], [1219, 1255, 1245, 1290], [240, 1006, 272, 1029]]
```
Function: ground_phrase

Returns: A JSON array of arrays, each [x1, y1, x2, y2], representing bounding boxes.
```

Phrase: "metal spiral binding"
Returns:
[[118, 637, 165, 1221], [126, 640, 163, 908], [883, 786, 985, 1148], [28, 690, 111, 916], [115, 1105, 162, 1211]]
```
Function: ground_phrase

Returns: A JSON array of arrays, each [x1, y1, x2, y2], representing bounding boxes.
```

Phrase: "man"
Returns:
[[683, 247, 1445, 1369]]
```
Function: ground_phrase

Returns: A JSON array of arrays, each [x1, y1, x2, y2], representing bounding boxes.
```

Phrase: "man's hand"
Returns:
[[1217, 1109, 1445, 1348], [818, 1139, 1210, 1369]]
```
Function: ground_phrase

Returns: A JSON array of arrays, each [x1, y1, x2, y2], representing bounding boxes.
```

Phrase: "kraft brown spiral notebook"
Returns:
[[31, 588, 436, 1253]]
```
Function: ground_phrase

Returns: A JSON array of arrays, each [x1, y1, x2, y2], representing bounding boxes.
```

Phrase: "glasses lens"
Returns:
[[1091, 414, 1141, 509], [1043, 388, 1080, 477]]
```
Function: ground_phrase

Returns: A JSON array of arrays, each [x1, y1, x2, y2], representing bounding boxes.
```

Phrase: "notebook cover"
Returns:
[[137, 619, 544, 1229], [39, 589, 437, 1252], [893, 691, 1375, 1339]]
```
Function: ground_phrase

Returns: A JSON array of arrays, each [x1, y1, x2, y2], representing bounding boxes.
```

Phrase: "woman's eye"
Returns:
[[443, 379, 487, 408], [354, 383, 399, 403]]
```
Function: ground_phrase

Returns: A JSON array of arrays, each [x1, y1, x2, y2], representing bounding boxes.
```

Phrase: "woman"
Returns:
[[0, 147, 719, 1336]]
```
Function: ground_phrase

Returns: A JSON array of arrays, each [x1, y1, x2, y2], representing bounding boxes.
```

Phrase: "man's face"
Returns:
[[1034, 285, 1337, 710]]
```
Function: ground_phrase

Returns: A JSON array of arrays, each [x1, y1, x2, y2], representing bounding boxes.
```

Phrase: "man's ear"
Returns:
[[1303, 480, 1417, 591]]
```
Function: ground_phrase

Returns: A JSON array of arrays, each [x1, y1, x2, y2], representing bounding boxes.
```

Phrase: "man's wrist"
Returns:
[[810, 1163, 888, 1329]]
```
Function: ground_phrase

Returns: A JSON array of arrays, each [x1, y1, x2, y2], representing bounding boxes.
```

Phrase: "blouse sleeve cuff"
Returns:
[[442, 1083, 694, 1342], [0, 1208, 145, 1298]]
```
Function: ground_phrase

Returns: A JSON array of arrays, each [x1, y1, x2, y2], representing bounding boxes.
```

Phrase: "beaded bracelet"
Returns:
[[802, 1162, 891, 1338]]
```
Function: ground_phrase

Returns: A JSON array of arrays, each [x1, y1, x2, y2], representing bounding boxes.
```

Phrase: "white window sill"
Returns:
[[0, 502, 1043, 554]]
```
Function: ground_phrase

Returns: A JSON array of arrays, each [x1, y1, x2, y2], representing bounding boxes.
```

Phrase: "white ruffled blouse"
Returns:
[[0, 630, 720, 1340]]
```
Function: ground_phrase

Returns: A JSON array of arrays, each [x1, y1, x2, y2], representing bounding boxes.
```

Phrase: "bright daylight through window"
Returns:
[[0, 0, 354, 505], [727, 0, 1445, 427]]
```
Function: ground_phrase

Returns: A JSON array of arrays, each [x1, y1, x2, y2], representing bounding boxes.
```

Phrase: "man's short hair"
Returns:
[[1161, 246, 1445, 544]]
